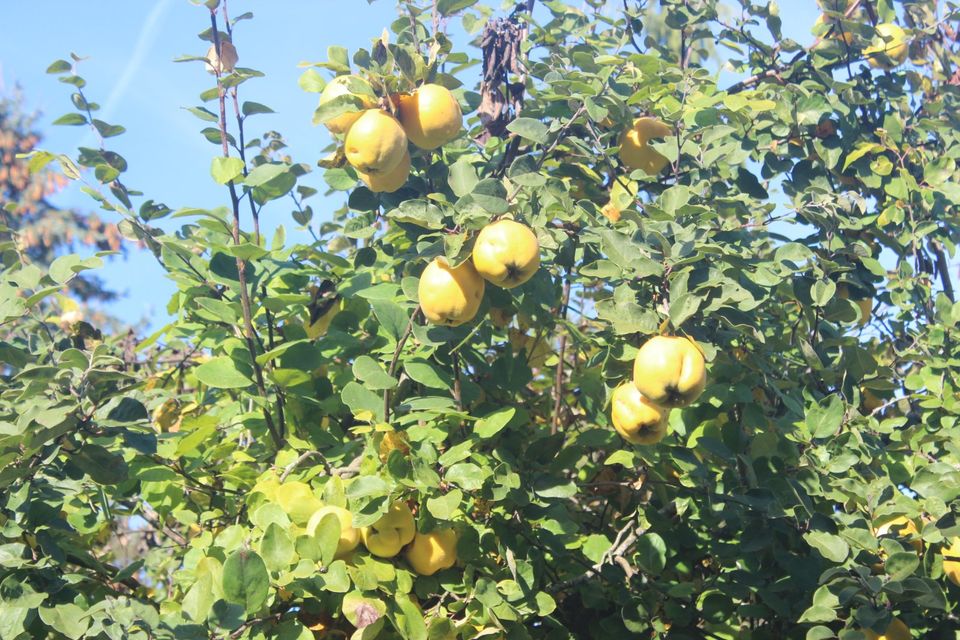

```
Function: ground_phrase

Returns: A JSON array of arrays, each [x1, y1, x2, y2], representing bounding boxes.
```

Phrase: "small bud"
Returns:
[[205, 41, 238, 74]]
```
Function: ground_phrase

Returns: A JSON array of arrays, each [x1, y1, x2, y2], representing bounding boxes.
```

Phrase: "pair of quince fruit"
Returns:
[[611, 335, 708, 445], [319, 76, 462, 192]]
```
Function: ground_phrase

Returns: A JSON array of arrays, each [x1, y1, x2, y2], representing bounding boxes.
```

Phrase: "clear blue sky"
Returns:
[[0, 1, 821, 328]]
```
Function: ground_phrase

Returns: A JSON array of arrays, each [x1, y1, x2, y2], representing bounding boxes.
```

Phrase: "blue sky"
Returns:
[[0, 1, 822, 327]]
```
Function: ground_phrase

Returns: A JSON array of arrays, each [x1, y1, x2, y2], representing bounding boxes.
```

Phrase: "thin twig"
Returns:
[[551, 277, 572, 435], [385, 305, 420, 422], [452, 350, 463, 412], [279, 451, 330, 482]]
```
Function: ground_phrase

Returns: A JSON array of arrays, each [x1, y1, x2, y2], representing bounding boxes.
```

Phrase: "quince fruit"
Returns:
[[418, 257, 485, 326], [865, 23, 909, 69], [397, 84, 462, 150], [941, 538, 960, 587], [611, 383, 669, 445], [633, 335, 707, 408], [344, 109, 408, 176], [318, 75, 376, 135], [306, 505, 360, 557], [357, 150, 410, 193], [360, 501, 416, 558], [405, 528, 458, 576], [619, 117, 672, 175], [862, 617, 910, 640], [471, 219, 540, 289]]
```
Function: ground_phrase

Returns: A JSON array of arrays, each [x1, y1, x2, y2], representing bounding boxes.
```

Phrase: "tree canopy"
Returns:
[[1, 1, 960, 639]]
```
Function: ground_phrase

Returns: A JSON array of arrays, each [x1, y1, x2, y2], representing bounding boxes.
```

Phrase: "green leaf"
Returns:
[[345, 475, 390, 499], [195, 297, 240, 324], [312, 514, 343, 567], [582, 534, 611, 563], [507, 155, 546, 187], [312, 93, 365, 126], [298, 68, 325, 93], [260, 523, 295, 572], [403, 360, 451, 390], [474, 407, 516, 439], [388, 199, 444, 229], [49, 254, 100, 284], [596, 294, 660, 335], [195, 356, 252, 389], [52, 113, 87, 126], [106, 397, 148, 423], [341, 381, 384, 421], [38, 604, 89, 640], [812, 280, 836, 307], [57, 154, 81, 180], [426, 489, 462, 520], [806, 394, 844, 439], [0, 544, 28, 569], [797, 605, 837, 624], [46, 59, 72, 74], [884, 551, 919, 581], [182, 571, 215, 622], [437, 0, 479, 15], [225, 242, 269, 260], [911, 465, 960, 502], [445, 463, 485, 491], [604, 450, 636, 466], [317, 560, 351, 593], [222, 549, 270, 613], [448, 159, 479, 197], [92, 119, 125, 138], [466, 178, 509, 214], [843, 142, 883, 170], [668, 293, 700, 328], [0, 606, 31, 640], [185, 106, 219, 122], [242, 101, 275, 116], [804, 531, 849, 563], [94, 163, 119, 183], [211, 157, 245, 184], [598, 229, 663, 278], [536, 591, 557, 616], [507, 117, 548, 144], [370, 300, 409, 342], [245, 162, 289, 187], [175, 416, 218, 457], [634, 533, 667, 574], [395, 595, 428, 640], [73, 444, 128, 484], [532, 477, 577, 499], [352, 356, 398, 390]]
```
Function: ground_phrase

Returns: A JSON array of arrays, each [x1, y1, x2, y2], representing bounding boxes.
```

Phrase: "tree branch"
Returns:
[[548, 520, 641, 592], [931, 239, 956, 302], [279, 451, 363, 482], [726, 0, 865, 94], [210, 9, 284, 451]]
